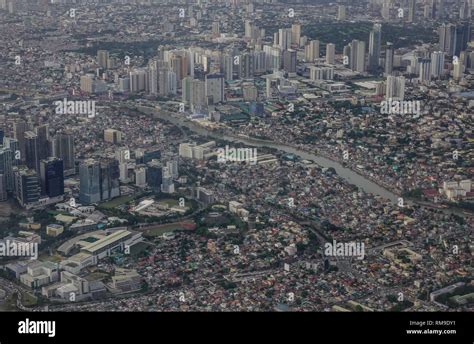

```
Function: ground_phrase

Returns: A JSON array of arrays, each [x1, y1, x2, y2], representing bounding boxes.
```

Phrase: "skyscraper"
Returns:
[[350, 40, 366, 73], [52, 132, 75, 176], [97, 50, 109, 69], [419, 58, 432, 83], [369, 24, 382, 72], [25, 131, 40, 173], [385, 75, 405, 100], [283, 49, 297, 73], [337, 5, 347, 20], [326, 43, 335, 64], [408, 0, 416, 23], [0, 147, 14, 193], [40, 157, 64, 198], [205, 73, 225, 104], [385, 43, 394, 75], [430, 51, 445, 78], [278, 28, 292, 51], [13, 120, 28, 163], [305, 40, 320, 62], [79, 159, 120, 204], [14, 167, 40, 207], [291, 24, 301, 47]]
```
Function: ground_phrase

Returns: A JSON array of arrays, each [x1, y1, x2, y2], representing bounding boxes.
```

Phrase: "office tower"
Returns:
[[305, 40, 320, 62], [3, 138, 19, 167], [408, 0, 416, 22], [79, 159, 120, 204], [35, 125, 49, 162], [438, 23, 455, 55], [129, 69, 147, 93], [221, 53, 233, 81], [97, 50, 109, 69], [0, 128, 4, 146], [0, 147, 13, 192], [326, 43, 335, 64], [25, 131, 40, 173], [291, 24, 301, 47], [283, 49, 297, 73], [146, 160, 163, 190], [52, 132, 75, 176], [385, 43, 394, 75], [369, 24, 382, 72], [188, 79, 206, 111], [430, 51, 445, 77], [14, 168, 40, 207], [104, 129, 122, 144], [13, 121, 28, 162], [454, 22, 471, 56], [79, 160, 100, 204], [100, 159, 120, 201], [205, 74, 224, 104], [385, 75, 405, 100], [278, 28, 292, 51], [40, 157, 64, 197], [170, 53, 188, 88], [337, 5, 346, 20], [419, 58, 431, 83]]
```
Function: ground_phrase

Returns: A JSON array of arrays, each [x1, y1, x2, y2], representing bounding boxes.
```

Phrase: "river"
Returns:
[[135, 105, 400, 203]]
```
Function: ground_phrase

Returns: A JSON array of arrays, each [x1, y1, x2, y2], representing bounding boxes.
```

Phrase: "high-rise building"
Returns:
[[0, 147, 14, 192], [239, 53, 255, 79], [385, 75, 405, 100], [35, 125, 49, 162], [326, 43, 335, 64], [146, 160, 163, 190], [430, 51, 445, 78], [79, 159, 120, 204], [51, 132, 75, 176], [305, 40, 320, 62], [190, 79, 206, 111], [385, 43, 394, 75], [40, 157, 64, 198], [13, 121, 28, 163], [97, 50, 109, 69], [129, 69, 147, 93], [104, 129, 122, 144], [419, 58, 432, 83], [14, 167, 40, 207], [369, 24, 382, 72], [350, 40, 366, 72], [283, 49, 297, 73], [221, 53, 233, 81], [25, 131, 40, 173], [291, 24, 301, 47], [438, 23, 456, 55], [0, 174, 7, 202], [205, 73, 224, 104], [278, 28, 292, 51], [408, 0, 416, 22], [337, 5, 347, 20]]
